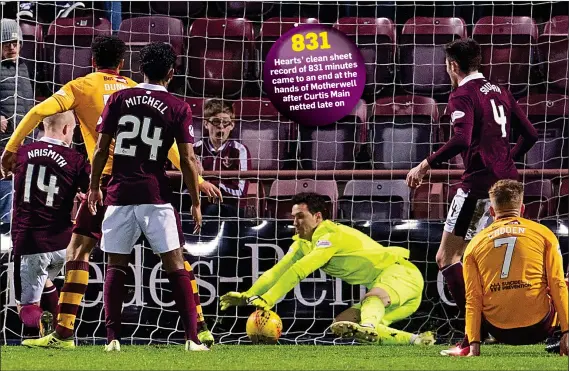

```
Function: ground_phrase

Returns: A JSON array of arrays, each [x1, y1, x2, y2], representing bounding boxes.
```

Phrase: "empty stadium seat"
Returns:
[[523, 180, 553, 219], [233, 98, 293, 171], [339, 180, 410, 221], [150, 2, 205, 17], [267, 179, 339, 219], [187, 18, 255, 97], [473, 16, 538, 97], [184, 97, 208, 142], [118, 16, 185, 83], [517, 94, 568, 170], [257, 17, 319, 89], [45, 17, 111, 88], [19, 21, 43, 84], [399, 17, 467, 96], [538, 16, 568, 93], [411, 182, 446, 220], [218, 2, 275, 17], [370, 95, 439, 169], [333, 17, 396, 98], [299, 99, 367, 171]]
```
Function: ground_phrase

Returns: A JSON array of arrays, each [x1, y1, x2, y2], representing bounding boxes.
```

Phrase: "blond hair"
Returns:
[[489, 179, 524, 210], [204, 99, 234, 119], [43, 111, 75, 130]]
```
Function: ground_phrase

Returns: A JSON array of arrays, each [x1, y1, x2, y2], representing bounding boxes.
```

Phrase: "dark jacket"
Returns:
[[0, 59, 34, 152]]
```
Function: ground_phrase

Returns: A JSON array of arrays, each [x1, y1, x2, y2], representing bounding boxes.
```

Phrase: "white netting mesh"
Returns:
[[0, 1, 567, 345]]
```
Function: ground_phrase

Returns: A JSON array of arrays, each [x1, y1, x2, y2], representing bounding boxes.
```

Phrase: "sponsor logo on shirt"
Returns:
[[316, 240, 332, 248], [451, 110, 465, 123], [188, 125, 194, 138], [55, 89, 66, 97], [115, 76, 127, 84]]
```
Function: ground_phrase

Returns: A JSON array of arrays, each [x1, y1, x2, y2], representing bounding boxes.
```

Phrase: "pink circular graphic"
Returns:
[[263, 24, 366, 127]]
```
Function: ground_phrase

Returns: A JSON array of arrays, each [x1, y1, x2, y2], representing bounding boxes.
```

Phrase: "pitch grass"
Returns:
[[1, 344, 566, 370]]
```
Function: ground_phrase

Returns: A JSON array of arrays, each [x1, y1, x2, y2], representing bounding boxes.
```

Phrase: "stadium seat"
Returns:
[[473, 16, 538, 97], [19, 21, 43, 84], [233, 98, 293, 171], [45, 17, 112, 88], [299, 99, 367, 171], [333, 17, 396, 98], [517, 94, 568, 170], [217, 2, 275, 17], [184, 97, 208, 143], [399, 17, 467, 96], [150, 2, 205, 17], [538, 16, 568, 93], [339, 180, 410, 221], [118, 16, 185, 83], [257, 17, 320, 89], [411, 182, 446, 220], [370, 95, 439, 169], [523, 180, 553, 219], [187, 18, 255, 97], [267, 179, 339, 220]]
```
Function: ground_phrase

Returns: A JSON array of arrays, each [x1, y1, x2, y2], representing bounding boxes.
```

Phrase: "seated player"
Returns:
[[88, 42, 208, 352], [12, 111, 90, 338], [220, 193, 435, 346], [194, 98, 251, 218], [457, 180, 568, 356]]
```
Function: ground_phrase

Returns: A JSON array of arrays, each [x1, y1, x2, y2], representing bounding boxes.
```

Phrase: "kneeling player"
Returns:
[[458, 180, 568, 356], [11, 112, 89, 339], [220, 193, 434, 345]]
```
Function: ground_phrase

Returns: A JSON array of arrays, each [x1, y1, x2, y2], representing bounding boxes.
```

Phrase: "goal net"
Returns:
[[1, 1, 567, 345]]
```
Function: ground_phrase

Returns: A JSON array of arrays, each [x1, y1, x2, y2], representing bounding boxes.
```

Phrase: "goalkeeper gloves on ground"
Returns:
[[219, 292, 249, 310], [246, 295, 273, 311]]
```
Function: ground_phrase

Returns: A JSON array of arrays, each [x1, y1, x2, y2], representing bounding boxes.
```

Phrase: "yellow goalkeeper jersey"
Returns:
[[245, 220, 412, 305], [5, 70, 192, 178]]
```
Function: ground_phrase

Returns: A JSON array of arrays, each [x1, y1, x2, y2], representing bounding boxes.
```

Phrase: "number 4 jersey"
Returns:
[[11, 137, 91, 255], [426, 73, 538, 197], [463, 216, 568, 342], [97, 83, 195, 206]]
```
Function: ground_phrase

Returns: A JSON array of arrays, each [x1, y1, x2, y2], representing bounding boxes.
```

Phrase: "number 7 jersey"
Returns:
[[97, 84, 195, 206], [463, 216, 568, 341]]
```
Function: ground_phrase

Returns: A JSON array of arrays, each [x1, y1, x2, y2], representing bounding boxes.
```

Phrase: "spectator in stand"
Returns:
[[0, 19, 34, 232], [194, 99, 251, 218]]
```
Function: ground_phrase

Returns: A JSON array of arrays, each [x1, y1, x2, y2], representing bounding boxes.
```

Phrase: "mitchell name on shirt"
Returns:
[[125, 94, 168, 114]]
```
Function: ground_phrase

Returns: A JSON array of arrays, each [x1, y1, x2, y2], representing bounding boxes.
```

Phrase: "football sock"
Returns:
[[360, 296, 385, 329], [184, 261, 206, 330], [55, 260, 90, 339], [441, 262, 466, 315], [376, 324, 414, 345], [168, 269, 200, 344], [104, 265, 127, 342], [41, 285, 60, 326], [19, 305, 43, 329]]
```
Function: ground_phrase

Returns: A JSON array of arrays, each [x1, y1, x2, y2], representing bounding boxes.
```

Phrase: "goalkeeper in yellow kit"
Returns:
[[220, 193, 435, 345]]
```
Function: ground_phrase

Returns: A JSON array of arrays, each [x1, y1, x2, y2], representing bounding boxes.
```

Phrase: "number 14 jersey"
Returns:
[[97, 84, 195, 206]]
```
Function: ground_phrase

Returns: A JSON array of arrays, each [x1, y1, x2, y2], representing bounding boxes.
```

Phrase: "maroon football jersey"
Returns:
[[194, 138, 251, 208], [12, 137, 90, 254], [427, 73, 538, 196], [97, 84, 195, 205]]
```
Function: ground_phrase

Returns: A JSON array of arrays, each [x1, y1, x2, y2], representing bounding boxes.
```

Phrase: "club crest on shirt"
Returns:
[[222, 156, 232, 169], [451, 110, 465, 123], [316, 240, 332, 248]]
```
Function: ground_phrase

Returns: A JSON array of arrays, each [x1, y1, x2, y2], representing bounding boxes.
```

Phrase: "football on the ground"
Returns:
[[246, 309, 282, 344]]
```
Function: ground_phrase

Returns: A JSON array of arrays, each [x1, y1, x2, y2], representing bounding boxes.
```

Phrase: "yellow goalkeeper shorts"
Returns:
[[352, 259, 424, 326]]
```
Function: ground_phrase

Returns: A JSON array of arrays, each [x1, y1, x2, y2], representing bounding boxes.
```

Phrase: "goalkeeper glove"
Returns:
[[220, 291, 249, 311], [247, 295, 274, 311]]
